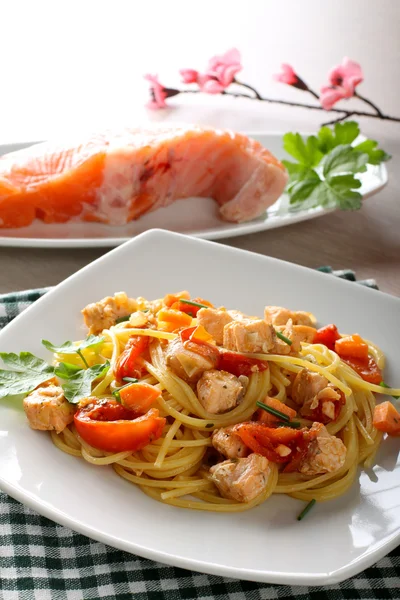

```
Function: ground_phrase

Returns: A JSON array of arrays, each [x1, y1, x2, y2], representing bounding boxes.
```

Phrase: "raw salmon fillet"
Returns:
[[0, 126, 287, 228]]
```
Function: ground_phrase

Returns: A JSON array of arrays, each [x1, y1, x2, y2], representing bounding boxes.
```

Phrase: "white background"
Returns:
[[1, 0, 399, 142]]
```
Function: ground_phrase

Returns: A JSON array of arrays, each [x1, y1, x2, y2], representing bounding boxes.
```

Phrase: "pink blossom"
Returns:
[[180, 69, 199, 84], [273, 64, 297, 86], [144, 74, 167, 109], [319, 85, 348, 110], [273, 63, 308, 91], [206, 48, 242, 87], [328, 57, 363, 96], [197, 75, 225, 94]]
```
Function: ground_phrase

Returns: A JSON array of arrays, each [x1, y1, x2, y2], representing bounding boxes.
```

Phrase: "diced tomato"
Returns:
[[335, 334, 369, 362], [373, 401, 400, 436], [234, 423, 288, 463], [180, 325, 215, 345], [163, 291, 190, 308], [342, 356, 382, 384], [183, 339, 220, 363], [174, 297, 214, 317], [117, 381, 161, 412], [302, 390, 346, 425], [74, 401, 166, 452], [283, 437, 309, 473], [257, 397, 297, 426], [313, 324, 341, 351], [234, 422, 303, 464], [218, 351, 269, 377], [114, 336, 149, 382]]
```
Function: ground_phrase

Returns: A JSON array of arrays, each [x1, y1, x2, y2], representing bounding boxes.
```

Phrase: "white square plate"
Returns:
[[0, 229, 399, 586]]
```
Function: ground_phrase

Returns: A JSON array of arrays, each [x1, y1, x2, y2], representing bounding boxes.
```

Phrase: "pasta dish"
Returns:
[[2, 291, 399, 518]]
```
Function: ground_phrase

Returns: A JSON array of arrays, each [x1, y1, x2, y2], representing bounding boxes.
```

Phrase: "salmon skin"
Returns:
[[0, 126, 287, 228]]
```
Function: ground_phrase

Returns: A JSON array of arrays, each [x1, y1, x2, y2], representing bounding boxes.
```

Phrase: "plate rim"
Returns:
[[0, 132, 388, 249], [0, 229, 399, 586]]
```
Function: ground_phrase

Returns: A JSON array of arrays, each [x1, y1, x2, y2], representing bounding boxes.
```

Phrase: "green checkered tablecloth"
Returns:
[[1, 272, 399, 600]]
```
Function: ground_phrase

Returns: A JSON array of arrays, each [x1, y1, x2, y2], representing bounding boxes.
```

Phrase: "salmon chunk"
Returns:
[[82, 291, 138, 334], [23, 385, 75, 433], [210, 454, 270, 502], [197, 369, 244, 414], [264, 306, 314, 327], [212, 426, 249, 458], [0, 126, 287, 228], [299, 423, 347, 475], [165, 338, 218, 382], [197, 308, 233, 345], [223, 318, 276, 353], [291, 369, 330, 405], [272, 320, 317, 355]]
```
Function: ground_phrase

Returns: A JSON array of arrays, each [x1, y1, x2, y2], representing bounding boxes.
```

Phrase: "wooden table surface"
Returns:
[[1, 174, 399, 296]]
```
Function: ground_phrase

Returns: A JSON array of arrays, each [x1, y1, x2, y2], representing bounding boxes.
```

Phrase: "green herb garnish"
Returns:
[[115, 314, 131, 324], [180, 299, 209, 310], [379, 382, 400, 400], [283, 121, 390, 211], [0, 351, 109, 405], [42, 334, 105, 369], [112, 378, 139, 401], [205, 423, 215, 428], [277, 420, 301, 429], [54, 361, 110, 404], [256, 400, 290, 422], [297, 499, 316, 521], [275, 331, 292, 346], [0, 352, 55, 400]]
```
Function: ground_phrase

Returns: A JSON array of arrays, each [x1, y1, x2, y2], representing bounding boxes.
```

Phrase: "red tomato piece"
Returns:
[[74, 401, 166, 452], [114, 336, 149, 382], [218, 352, 269, 377], [313, 324, 341, 351], [342, 356, 383, 384]]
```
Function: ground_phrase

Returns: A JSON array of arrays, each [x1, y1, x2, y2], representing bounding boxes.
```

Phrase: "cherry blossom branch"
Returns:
[[145, 51, 400, 125], [174, 87, 400, 122], [354, 91, 384, 118]]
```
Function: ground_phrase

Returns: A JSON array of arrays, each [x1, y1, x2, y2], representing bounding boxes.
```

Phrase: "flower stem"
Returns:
[[174, 87, 400, 122], [306, 88, 320, 100], [234, 79, 262, 100], [322, 112, 354, 126], [354, 92, 384, 118]]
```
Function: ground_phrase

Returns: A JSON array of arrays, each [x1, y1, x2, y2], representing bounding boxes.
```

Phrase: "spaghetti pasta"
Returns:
[[11, 291, 399, 516]]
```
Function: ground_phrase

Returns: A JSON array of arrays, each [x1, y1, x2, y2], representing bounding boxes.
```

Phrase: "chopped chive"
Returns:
[[76, 349, 89, 368], [256, 400, 290, 422], [112, 379, 139, 400], [275, 331, 292, 346], [115, 314, 131, 324], [205, 423, 214, 428], [277, 420, 301, 429], [297, 499, 316, 521], [180, 299, 209, 310], [112, 390, 121, 402], [379, 382, 400, 400]]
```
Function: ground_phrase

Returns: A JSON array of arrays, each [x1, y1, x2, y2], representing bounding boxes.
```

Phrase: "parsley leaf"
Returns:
[[42, 334, 105, 368], [317, 122, 360, 153], [0, 352, 55, 400], [56, 361, 110, 404], [283, 133, 322, 167], [353, 139, 391, 165], [283, 121, 390, 211], [322, 144, 368, 177]]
